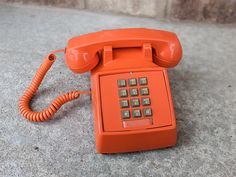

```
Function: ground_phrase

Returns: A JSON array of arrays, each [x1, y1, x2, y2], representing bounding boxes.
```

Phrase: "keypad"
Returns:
[[117, 77, 152, 120]]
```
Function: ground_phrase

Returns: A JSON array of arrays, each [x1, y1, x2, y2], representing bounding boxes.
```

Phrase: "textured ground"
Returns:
[[0, 3, 235, 177]]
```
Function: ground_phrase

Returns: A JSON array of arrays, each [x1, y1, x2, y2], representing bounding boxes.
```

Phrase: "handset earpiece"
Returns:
[[152, 34, 182, 68]]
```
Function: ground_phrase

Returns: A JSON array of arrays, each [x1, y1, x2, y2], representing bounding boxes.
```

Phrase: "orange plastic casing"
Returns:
[[65, 28, 182, 153]]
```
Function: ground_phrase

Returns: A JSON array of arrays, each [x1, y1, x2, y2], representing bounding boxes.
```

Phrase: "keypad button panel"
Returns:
[[100, 70, 174, 132], [117, 77, 153, 122]]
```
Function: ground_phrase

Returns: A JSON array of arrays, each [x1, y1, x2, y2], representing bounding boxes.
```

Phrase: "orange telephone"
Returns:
[[19, 28, 182, 153]]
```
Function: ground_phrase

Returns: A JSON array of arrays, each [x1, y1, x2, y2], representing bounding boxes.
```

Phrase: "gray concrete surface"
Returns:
[[0, 3, 235, 177], [3, 0, 236, 23]]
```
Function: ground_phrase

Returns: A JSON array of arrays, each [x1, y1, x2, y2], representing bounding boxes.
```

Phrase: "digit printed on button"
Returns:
[[121, 110, 130, 119], [132, 109, 141, 118], [120, 100, 129, 108], [131, 98, 140, 107], [119, 89, 128, 97], [117, 79, 126, 87], [130, 88, 138, 96], [142, 97, 151, 106], [128, 78, 137, 86], [140, 87, 149, 95], [143, 108, 152, 117], [139, 77, 148, 85]]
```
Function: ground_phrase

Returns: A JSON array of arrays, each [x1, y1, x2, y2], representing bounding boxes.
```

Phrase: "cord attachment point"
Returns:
[[48, 54, 56, 61]]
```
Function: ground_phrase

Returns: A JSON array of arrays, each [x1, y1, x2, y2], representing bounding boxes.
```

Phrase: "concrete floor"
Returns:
[[0, 3, 235, 177]]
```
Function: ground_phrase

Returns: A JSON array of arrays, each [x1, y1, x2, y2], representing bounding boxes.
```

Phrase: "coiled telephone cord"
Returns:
[[18, 49, 91, 122]]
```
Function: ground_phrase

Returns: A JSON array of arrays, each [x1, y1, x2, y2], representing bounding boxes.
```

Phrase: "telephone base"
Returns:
[[91, 67, 177, 153]]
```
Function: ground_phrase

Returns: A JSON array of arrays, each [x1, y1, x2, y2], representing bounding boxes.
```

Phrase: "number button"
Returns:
[[131, 98, 140, 107], [142, 98, 151, 106], [139, 77, 147, 85], [120, 100, 129, 108], [119, 89, 128, 97], [143, 108, 152, 117], [132, 109, 141, 118], [140, 87, 149, 95], [128, 78, 137, 86], [121, 110, 130, 119], [117, 80, 126, 87], [130, 88, 138, 96]]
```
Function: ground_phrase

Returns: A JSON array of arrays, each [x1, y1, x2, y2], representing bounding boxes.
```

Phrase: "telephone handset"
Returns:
[[66, 28, 181, 73], [19, 28, 182, 153]]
